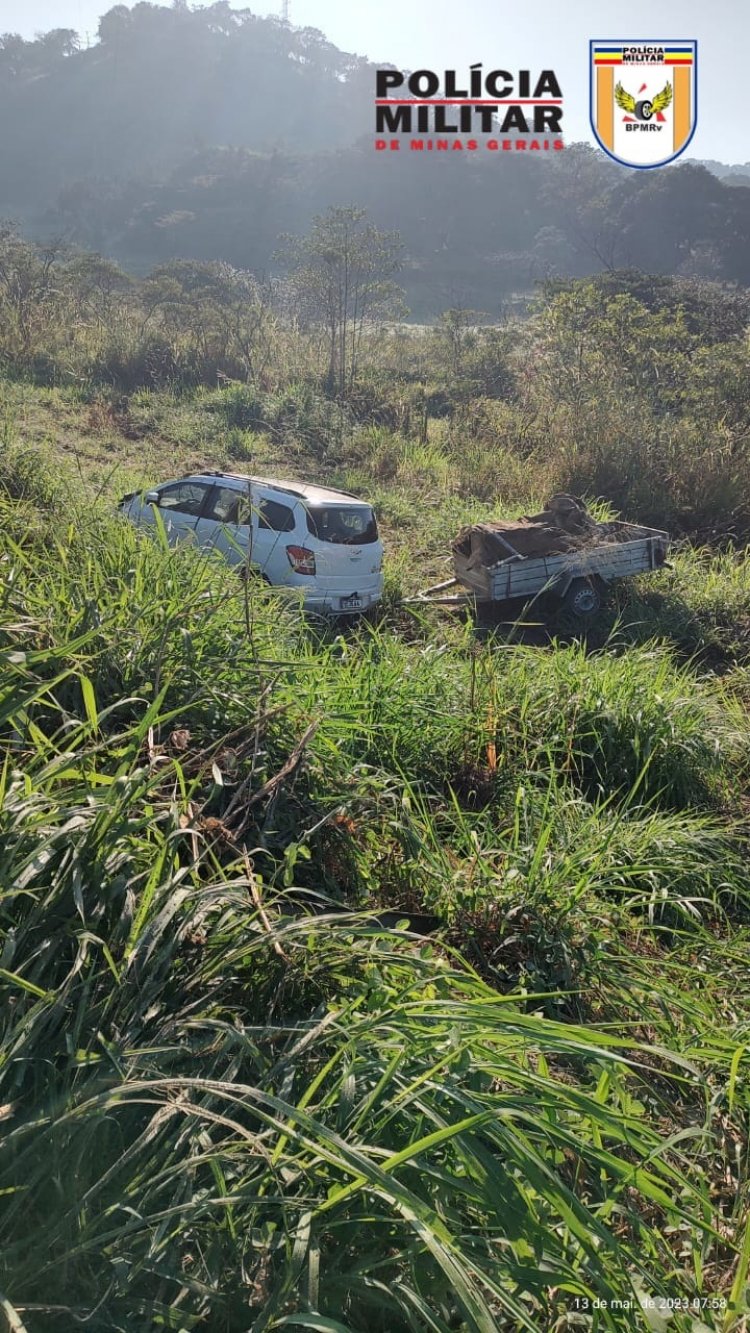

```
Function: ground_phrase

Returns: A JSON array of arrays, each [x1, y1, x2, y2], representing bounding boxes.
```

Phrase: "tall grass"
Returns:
[[0, 708, 741, 1328], [1, 453, 750, 1329]]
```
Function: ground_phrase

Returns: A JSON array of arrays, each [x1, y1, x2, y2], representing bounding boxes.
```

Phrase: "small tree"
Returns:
[[141, 259, 275, 381], [0, 225, 66, 368], [277, 206, 405, 395], [436, 307, 488, 377], [64, 252, 131, 328], [37, 29, 80, 61]]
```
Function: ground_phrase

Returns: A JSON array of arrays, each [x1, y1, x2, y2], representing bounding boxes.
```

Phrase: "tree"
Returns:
[[97, 5, 132, 46], [277, 207, 405, 395], [0, 33, 31, 79], [140, 259, 275, 380], [64, 252, 131, 327], [0, 225, 66, 367], [435, 307, 488, 377], [613, 164, 727, 276], [541, 144, 623, 272], [37, 29, 80, 61]]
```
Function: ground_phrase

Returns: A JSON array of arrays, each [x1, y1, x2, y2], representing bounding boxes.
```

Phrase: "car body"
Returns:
[[118, 471, 384, 615]]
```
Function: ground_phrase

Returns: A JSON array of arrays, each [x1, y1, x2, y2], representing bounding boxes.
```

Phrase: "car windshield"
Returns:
[[306, 505, 378, 545]]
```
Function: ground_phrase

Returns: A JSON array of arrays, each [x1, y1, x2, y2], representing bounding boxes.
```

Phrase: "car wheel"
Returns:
[[239, 565, 271, 585]]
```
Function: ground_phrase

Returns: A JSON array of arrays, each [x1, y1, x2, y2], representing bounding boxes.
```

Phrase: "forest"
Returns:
[[2, 5, 750, 313]]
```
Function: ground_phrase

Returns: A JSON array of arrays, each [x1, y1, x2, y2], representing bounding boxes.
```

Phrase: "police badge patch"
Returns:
[[590, 41, 697, 169]]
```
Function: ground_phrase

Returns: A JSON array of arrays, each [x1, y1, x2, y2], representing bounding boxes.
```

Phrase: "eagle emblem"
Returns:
[[615, 80, 673, 119]]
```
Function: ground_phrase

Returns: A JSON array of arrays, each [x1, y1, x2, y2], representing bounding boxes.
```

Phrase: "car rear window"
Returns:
[[306, 505, 379, 545]]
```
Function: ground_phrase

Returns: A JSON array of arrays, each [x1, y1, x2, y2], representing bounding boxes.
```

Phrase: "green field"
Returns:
[[2, 273, 750, 1331]]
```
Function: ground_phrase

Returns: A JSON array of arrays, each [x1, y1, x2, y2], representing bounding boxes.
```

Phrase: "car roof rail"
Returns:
[[194, 469, 250, 481]]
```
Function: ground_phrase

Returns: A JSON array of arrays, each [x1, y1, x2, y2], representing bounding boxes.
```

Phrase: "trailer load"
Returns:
[[412, 495, 670, 618]]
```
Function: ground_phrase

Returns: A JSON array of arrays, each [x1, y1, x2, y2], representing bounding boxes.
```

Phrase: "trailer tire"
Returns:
[[563, 578, 602, 618]]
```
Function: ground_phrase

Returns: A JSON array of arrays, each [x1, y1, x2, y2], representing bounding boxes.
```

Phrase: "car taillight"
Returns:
[[286, 545, 316, 575]]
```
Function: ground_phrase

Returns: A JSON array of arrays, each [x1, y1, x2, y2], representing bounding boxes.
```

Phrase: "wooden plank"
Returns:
[[410, 594, 474, 606], [418, 577, 460, 596], [405, 590, 473, 606]]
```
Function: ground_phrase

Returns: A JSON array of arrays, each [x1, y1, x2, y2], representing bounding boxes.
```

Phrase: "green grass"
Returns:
[[5, 266, 750, 1328], [2, 441, 750, 1329]]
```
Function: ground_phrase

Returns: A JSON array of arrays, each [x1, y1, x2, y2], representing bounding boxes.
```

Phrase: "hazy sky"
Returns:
[[1, 0, 746, 161]]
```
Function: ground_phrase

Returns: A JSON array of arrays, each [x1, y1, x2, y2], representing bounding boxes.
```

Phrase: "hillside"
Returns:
[[3, 7, 750, 314], [694, 159, 750, 182], [0, 4, 373, 204]]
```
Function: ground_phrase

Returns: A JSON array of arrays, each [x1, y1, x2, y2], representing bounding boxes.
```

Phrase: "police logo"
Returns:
[[590, 41, 697, 169]]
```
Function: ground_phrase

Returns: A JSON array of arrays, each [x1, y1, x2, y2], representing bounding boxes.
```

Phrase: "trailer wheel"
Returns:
[[563, 578, 602, 617]]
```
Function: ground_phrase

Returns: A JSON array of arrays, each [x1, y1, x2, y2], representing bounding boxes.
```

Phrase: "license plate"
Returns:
[[340, 594, 362, 609]]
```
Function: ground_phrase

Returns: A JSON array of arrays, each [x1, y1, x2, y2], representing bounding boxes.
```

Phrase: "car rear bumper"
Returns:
[[301, 585, 383, 615]]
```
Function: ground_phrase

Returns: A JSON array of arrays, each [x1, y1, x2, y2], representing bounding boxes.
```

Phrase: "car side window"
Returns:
[[257, 497, 295, 532], [203, 485, 247, 525], [157, 482, 210, 517]]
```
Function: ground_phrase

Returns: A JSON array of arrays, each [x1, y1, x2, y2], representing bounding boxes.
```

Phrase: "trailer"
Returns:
[[409, 517, 670, 618]]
